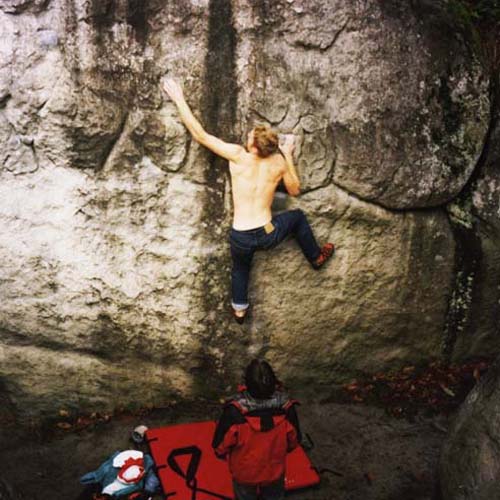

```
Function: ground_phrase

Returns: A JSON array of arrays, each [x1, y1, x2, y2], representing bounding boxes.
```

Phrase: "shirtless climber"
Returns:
[[162, 79, 334, 324]]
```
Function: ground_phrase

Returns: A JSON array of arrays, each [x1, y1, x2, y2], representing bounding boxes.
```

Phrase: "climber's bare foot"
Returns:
[[232, 307, 247, 325]]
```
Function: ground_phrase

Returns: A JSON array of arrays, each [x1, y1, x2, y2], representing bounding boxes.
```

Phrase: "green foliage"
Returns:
[[447, 0, 500, 27], [447, 0, 500, 77]]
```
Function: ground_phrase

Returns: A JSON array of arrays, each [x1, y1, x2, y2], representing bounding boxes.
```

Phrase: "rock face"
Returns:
[[439, 356, 500, 500], [233, 0, 489, 208], [0, 0, 496, 421], [443, 91, 500, 362], [248, 187, 454, 382], [0, 479, 23, 500], [439, 91, 500, 499]]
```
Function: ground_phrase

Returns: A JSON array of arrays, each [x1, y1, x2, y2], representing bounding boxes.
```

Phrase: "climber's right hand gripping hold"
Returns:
[[162, 77, 244, 163]]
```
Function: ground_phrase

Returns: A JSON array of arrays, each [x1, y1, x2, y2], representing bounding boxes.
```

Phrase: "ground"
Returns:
[[0, 398, 447, 500]]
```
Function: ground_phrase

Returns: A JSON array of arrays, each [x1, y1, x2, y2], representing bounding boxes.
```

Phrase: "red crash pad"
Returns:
[[146, 420, 320, 499]]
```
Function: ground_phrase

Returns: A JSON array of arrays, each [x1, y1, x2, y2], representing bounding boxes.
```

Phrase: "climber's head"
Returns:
[[247, 125, 279, 158], [244, 359, 277, 399]]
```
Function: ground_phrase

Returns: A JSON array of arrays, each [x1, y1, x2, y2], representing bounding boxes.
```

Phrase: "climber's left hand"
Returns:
[[162, 78, 184, 103]]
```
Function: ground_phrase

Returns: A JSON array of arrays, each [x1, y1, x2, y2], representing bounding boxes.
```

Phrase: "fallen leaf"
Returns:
[[345, 381, 359, 392], [76, 417, 92, 427], [56, 422, 72, 430], [440, 384, 455, 397], [364, 472, 375, 484]]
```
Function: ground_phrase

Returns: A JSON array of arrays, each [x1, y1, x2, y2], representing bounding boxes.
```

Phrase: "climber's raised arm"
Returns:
[[280, 138, 301, 197], [162, 78, 244, 163]]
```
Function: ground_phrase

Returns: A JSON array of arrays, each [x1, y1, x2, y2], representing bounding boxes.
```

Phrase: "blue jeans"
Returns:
[[230, 209, 321, 310], [233, 476, 285, 500]]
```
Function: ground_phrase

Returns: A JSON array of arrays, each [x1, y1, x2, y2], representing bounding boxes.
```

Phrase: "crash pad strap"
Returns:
[[167, 446, 201, 486], [166, 446, 232, 500]]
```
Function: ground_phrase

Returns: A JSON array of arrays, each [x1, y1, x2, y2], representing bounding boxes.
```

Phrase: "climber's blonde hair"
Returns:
[[252, 125, 279, 158]]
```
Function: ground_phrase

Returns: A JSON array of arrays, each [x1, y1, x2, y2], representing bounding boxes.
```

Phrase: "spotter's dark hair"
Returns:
[[245, 359, 277, 399]]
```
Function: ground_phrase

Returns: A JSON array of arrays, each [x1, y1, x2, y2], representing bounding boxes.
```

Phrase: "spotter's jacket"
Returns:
[[212, 387, 301, 486]]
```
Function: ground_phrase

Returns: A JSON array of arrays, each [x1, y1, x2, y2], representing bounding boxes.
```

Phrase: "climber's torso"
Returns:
[[229, 152, 286, 231]]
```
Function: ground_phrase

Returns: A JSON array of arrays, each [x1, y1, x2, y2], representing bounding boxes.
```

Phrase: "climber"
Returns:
[[162, 78, 334, 324]]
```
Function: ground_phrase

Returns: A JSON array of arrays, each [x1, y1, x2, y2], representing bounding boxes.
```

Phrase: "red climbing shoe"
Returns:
[[312, 243, 335, 270]]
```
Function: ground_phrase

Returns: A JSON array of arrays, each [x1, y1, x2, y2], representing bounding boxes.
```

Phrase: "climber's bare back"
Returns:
[[161, 79, 300, 230], [229, 152, 287, 231]]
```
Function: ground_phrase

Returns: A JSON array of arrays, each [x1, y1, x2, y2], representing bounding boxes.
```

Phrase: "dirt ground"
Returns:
[[0, 398, 447, 500]]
